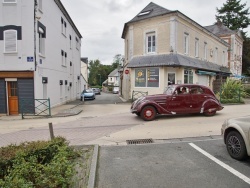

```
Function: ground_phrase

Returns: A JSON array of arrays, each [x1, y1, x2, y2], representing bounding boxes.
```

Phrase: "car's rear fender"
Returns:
[[201, 99, 223, 113], [224, 125, 250, 156]]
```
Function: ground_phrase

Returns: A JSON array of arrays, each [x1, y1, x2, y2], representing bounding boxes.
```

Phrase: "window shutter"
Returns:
[[4, 30, 17, 53]]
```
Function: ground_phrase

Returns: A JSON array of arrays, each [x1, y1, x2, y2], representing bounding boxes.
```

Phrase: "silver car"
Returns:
[[221, 116, 250, 160]]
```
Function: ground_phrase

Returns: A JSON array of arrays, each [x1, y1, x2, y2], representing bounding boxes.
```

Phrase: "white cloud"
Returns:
[[61, 0, 250, 65]]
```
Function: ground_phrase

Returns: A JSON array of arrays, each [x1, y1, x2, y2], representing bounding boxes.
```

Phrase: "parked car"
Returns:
[[221, 115, 250, 160], [130, 84, 224, 121], [113, 87, 119, 94], [80, 89, 95, 100], [92, 88, 101, 95]]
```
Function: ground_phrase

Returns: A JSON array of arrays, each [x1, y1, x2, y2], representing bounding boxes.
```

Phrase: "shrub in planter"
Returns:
[[0, 137, 81, 188]]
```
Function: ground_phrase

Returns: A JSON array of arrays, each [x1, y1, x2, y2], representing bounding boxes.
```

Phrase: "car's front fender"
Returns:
[[137, 100, 170, 114]]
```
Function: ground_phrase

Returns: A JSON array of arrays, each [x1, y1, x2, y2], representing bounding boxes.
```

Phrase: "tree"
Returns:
[[111, 54, 124, 69], [216, 0, 250, 31]]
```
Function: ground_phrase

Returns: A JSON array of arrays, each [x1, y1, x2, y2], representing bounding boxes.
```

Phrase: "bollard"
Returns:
[[49, 122, 55, 140]]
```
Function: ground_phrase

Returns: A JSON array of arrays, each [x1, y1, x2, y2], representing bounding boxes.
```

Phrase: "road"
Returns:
[[1, 92, 250, 187]]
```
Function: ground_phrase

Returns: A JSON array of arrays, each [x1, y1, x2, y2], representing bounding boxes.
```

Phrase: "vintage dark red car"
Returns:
[[131, 84, 224, 121]]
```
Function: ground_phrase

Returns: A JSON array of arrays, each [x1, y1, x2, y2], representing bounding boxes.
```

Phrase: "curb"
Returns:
[[88, 144, 99, 188]]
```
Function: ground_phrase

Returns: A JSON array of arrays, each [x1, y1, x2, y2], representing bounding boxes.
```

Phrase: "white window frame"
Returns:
[[4, 30, 17, 53], [184, 33, 189, 55], [38, 27, 45, 55], [195, 38, 199, 57], [146, 32, 156, 54]]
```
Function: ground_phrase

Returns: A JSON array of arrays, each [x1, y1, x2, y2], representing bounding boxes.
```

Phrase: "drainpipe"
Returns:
[[34, 0, 38, 71]]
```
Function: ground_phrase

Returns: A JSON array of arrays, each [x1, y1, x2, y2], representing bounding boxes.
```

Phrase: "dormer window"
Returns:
[[138, 10, 152, 16]]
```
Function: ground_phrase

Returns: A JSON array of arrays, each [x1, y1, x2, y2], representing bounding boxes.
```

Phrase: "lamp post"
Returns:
[[98, 74, 101, 86]]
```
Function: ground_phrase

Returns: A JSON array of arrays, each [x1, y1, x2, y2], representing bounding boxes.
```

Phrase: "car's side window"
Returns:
[[190, 87, 204, 94]]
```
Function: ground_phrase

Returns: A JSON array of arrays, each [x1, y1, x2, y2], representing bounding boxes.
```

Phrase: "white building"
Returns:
[[0, 0, 83, 115]]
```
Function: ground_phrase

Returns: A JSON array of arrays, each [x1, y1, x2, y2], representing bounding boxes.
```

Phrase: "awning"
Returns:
[[196, 70, 217, 76]]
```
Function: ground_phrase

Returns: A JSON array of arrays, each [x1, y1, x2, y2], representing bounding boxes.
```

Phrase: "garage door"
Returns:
[[198, 75, 208, 86]]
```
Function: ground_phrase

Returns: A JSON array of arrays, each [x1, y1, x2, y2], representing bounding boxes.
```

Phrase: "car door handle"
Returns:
[[172, 97, 176, 99]]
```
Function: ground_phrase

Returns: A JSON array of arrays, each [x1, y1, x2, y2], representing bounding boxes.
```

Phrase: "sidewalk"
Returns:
[[0, 100, 84, 121]]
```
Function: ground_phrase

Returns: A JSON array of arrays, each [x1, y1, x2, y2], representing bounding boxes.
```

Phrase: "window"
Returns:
[[222, 51, 225, 65], [195, 38, 199, 57], [135, 68, 159, 87], [4, 30, 17, 53], [38, 27, 45, 55], [69, 35, 72, 49], [76, 37, 79, 50], [184, 68, 193, 84], [214, 48, 218, 63], [146, 32, 156, 53], [184, 33, 189, 55], [65, 52, 67, 66], [61, 50, 66, 66], [38, 0, 42, 11], [138, 10, 151, 16], [61, 17, 66, 35], [204, 42, 207, 60]]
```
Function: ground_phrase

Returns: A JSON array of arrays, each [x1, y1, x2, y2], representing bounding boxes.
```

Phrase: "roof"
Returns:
[[127, 54, 231, 73], [204, 22, 235, 37], [128, 2, 173, 24], [108, 69, 119, 77]]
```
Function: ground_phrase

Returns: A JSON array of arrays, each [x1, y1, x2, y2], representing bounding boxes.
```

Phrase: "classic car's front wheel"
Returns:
[[141, 106, 156, 121], [226, 131, 247, 160]]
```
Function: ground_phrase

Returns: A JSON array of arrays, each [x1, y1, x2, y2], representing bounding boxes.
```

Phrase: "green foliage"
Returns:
[[216, 0, 250, 30], [88, 54, 124, 86], [218, 78, 248, 103], [0, 137, 81, 188]]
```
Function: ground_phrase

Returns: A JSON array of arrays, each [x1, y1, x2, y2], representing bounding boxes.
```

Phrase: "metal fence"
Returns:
[[20, 98, 51, 119], [131, 90, 148, 102]]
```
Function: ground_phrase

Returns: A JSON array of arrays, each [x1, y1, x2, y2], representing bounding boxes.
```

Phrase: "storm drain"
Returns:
[[126, 138, 154, 145]]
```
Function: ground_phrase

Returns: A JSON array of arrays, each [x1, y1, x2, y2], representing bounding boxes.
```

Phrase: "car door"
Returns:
[[167, 87, 191, 114], [189, 86, 207, 113]]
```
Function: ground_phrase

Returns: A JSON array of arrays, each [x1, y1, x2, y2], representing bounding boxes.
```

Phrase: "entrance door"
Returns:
[[168, 73, 175, 85], [7, 82, 19, 115]]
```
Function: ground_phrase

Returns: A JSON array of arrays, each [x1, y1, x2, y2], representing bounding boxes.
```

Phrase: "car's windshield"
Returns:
[[83, 89, 93, 93], [163, 86, 175, 95]]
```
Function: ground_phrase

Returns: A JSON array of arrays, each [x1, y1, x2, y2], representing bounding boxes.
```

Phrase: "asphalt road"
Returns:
[[84, 92, 123, 104], [97, 137, 250, 188]]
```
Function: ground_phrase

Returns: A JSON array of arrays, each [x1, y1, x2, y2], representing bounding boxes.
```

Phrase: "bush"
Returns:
[[218, 78, 248, 103], [0, 137, 81, 188]]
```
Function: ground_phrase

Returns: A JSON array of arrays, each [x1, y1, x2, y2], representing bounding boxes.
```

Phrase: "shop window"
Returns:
[[184, 68, 193, 84], [135, 68, 159, 87]]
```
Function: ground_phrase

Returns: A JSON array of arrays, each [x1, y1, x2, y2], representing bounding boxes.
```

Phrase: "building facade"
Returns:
[[121, 2, 233, 101], [205, 22, 243, 78], [0, 0, 82, 115]]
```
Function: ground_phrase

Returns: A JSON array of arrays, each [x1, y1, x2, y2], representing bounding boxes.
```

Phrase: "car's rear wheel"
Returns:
[[141, 106, 156, 121], [226, 131, 247, 160]]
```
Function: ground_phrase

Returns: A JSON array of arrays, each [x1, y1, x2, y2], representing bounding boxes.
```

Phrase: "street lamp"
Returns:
[[98, 74, 101, 86]]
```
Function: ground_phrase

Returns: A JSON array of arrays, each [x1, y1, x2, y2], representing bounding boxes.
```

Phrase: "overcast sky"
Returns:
[[60, 0, 250, 65]]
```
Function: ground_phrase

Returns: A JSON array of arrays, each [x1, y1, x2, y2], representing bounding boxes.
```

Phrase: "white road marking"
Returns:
[[189, 143, 250, 185]]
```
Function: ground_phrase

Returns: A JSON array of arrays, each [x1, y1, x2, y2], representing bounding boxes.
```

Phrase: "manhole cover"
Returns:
[[126, 138, 154, 145]]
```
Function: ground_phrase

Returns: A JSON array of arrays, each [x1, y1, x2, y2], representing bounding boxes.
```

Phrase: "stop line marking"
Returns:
[[189, 143, 250, 185]]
